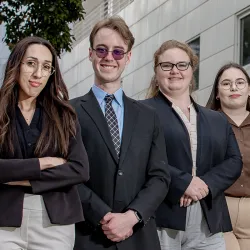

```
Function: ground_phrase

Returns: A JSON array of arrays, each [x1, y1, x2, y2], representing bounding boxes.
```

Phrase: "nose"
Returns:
[[104, 51, 114, 61], [230, 82, 237, 91], [170, 64, 179, 74], [32, 64, 43, 78]]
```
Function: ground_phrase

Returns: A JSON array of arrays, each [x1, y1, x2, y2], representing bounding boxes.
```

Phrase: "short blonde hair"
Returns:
[[147, 40, 199, 98]]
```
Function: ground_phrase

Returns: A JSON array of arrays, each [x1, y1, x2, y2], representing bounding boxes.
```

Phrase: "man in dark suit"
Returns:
[[71, 16, 171, 250]]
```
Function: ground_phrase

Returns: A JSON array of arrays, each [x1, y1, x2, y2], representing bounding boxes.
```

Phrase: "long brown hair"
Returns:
[[146, 40, 199, 98], [206, 62, 250, 111], [0, 36, 76, 157]]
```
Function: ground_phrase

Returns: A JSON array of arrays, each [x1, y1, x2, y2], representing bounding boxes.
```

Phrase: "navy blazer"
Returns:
[[142, 91, 242, 234], [0, 118, 89, 227]]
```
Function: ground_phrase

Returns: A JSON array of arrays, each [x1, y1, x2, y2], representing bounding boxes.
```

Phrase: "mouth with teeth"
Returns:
[[100, 64, 117, 70]]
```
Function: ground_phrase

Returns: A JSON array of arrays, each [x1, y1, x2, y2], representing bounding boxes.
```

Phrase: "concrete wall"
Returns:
[[0, 25, 10, 85], [0, 0, 249, 104]]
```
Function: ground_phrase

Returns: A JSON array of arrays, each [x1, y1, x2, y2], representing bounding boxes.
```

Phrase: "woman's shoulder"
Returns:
[[198, 105, 228, 124]]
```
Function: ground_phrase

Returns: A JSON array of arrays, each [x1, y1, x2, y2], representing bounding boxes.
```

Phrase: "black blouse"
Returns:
[[15, 105, 42, 193]]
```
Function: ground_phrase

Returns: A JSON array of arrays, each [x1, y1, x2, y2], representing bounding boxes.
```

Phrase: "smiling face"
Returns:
[[89, 27, 131, 87], [156, 48, 193, 97], [18, 44, 53, 101], [217, 67, 250, 110]]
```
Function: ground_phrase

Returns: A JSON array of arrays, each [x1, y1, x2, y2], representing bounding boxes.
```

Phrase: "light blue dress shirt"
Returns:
[[92, 84, 124, 141]]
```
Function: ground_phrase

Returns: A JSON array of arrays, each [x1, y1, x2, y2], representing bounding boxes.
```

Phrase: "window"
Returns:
[[188, 37, 200, 91], [104, 0, 113, 17], [240, 14, 250, 66]]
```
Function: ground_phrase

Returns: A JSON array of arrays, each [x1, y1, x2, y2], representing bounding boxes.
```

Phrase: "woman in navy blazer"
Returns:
[[0, 36, 89, 249], [142, 40, 242, 250]]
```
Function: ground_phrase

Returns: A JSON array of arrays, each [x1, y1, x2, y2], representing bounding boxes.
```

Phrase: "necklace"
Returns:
[[21, 108, 36, 123]]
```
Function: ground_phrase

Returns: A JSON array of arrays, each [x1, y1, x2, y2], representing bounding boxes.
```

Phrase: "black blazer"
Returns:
[[71, 90, 171, 250], [142, 92, 242, 234], [0, 119, 89, 227]]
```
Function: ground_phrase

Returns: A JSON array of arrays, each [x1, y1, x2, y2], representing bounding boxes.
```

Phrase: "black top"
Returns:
[[16, 105, 42, 158], [15, 105, 42, 193]]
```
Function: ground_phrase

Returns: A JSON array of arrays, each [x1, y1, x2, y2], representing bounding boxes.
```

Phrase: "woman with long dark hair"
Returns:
[[0, 36, 89, 250], [207, 62, 250, 250]]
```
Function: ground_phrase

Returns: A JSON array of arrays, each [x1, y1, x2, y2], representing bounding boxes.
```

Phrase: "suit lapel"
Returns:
[[11, 119, 24, 159], [156, 94, 193, 163], [196, 108, 209, 174], [119, 95, 139, 167], [80, 90, 119, 164]]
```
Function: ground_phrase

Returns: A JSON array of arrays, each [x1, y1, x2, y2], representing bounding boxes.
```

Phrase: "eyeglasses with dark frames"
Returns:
[[92, 47, 127, 60], [21, 61, 55, 77], [219, 79, 247, 90], [156, 61, 191, 71]]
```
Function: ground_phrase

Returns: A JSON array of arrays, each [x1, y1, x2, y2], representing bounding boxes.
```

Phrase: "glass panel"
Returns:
[[240, 14, 250, 66], [188, 37, 200, 90]]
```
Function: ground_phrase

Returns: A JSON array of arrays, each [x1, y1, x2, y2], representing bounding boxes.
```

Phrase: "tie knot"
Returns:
[[104, 94, 115, 104]]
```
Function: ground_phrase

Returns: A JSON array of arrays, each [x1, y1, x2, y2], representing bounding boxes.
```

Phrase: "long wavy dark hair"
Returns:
[[206, 62, 250, 111], [0, 36, 76, 157]]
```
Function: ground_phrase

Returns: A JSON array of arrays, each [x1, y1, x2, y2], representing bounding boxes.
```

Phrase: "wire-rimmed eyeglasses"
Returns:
[[21, 61, 55, 77], [92, 47, 127, 60], [219, 79, 247, 90]]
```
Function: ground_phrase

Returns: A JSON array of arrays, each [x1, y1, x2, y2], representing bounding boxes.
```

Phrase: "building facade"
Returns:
[[1, 0, 250, 106], [0, 25, 10, 82]]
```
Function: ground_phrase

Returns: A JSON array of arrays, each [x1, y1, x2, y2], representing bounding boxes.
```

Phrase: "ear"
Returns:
[[89, 48, 93, 62], [125, 51, 132, 65]]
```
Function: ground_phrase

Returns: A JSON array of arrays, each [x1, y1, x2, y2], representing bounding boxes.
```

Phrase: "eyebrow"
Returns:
[[95, 44, 125, 50], [25, 56, 52, 63], [221, 77, 246, 82], [160, 61, 189, 64]]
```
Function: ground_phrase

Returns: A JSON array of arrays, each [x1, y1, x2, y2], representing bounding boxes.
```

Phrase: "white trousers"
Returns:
[[157, 202, 226, 250], [0, 194, 75, 250]]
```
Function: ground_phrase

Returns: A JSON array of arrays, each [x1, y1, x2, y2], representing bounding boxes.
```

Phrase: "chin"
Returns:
[[26, 91, 40, 98], [227, 102, 245, 110]]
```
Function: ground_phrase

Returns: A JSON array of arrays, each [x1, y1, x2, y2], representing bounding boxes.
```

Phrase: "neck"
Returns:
[[161, 90, 191, 109], [222, 105, 249, 119], [18, 94, 36, 111], [95, 79, 121, 94]]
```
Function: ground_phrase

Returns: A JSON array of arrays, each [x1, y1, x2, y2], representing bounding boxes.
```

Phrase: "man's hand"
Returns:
[[184, 176, 209, 201], [180, 195, 193, 207], [5, 180, 31, 186], [100, 210, 138, 242]]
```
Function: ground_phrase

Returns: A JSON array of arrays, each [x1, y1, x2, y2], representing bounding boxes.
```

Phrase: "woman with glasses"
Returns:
[[0, 36, 89, 250], [207, 62, 250, 250], [141, 40, 242, 250]]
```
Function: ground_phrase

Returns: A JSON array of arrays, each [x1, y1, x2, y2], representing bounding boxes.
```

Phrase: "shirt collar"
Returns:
[[223, 111, 250, 127], [92, 84, 123, 107]]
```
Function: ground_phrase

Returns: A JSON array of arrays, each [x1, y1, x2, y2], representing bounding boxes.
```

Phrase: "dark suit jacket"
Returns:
[[142, 92, 242, 234], [71, 90, 171, 250], [0, 119, 89, 227]]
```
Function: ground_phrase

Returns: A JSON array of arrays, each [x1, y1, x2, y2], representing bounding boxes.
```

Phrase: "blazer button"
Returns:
[[118, 170, 123, 176]]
